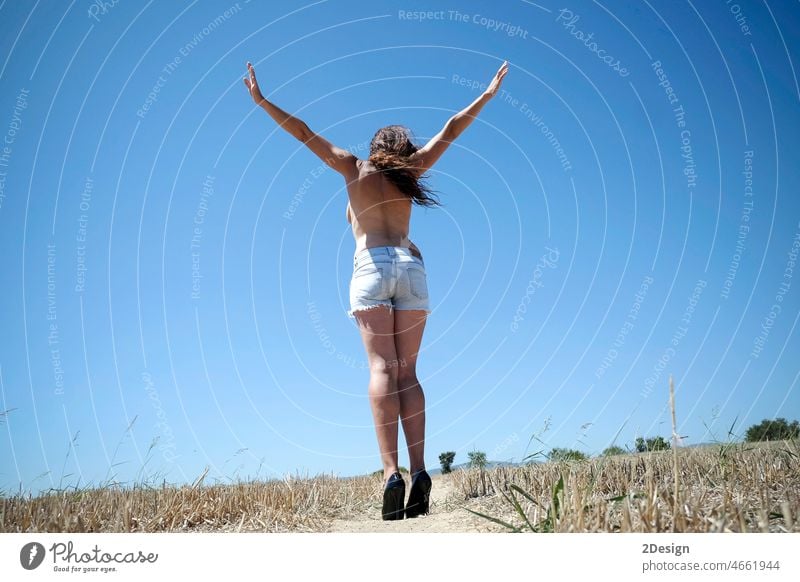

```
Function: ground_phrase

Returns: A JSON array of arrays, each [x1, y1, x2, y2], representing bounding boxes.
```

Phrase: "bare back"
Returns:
[[346, 159, 413, 253]]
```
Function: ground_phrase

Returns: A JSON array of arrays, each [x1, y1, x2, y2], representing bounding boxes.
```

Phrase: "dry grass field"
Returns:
[[451, 441, 800, 532], [1, 471, 382, 533], [2, 441, 798, 533]]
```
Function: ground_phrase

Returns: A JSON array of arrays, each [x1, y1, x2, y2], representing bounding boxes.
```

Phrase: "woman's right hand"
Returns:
[[243, 61, 265, 105], [484, 60, 509, 98]]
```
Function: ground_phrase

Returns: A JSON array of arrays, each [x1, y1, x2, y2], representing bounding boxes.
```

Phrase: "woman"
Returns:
[[244, 60, 508, 520]]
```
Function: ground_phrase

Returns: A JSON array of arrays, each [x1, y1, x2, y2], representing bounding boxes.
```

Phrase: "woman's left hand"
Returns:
[[243, 62, 265, 105]]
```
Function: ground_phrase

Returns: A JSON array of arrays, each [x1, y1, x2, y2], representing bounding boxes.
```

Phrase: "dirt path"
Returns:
[[325, 474, 505, 533]]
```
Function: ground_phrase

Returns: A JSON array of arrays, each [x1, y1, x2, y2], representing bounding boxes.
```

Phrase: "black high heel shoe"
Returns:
[[382, 472, 405, 520], [405, 469, 432, 518]]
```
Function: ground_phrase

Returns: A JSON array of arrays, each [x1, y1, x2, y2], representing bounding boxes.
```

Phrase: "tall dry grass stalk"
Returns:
[[669, 374, 681, 531], [451, 441, 800, 532]]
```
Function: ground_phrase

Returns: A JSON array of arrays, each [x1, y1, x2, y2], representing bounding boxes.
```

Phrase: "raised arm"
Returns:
[[243, 62, 357, 177], [408, 61, 508, 176]]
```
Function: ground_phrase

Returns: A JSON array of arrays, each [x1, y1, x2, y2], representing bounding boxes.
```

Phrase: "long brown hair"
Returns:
[[368, 125, 440, 207]]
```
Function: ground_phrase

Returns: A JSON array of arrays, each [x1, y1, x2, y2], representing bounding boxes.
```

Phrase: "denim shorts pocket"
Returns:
[[407, 266, 428, 300]]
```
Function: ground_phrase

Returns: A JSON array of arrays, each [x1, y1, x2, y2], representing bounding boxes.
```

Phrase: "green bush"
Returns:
[[467, 450, 487, 469], [371, 466, 408, 477], [635, 436, 670, 452], [548, 447, 587, 462]]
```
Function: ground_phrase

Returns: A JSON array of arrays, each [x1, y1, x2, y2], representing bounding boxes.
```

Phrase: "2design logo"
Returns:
[[20, 542, 46, 570]]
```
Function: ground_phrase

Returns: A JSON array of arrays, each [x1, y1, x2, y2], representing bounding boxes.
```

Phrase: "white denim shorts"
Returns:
[[348, 246, 431, 318]]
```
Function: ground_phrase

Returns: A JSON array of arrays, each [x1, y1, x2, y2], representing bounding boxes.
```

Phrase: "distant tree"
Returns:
[[635, 436, 671, 453], [602, 445, 626, 457], [439, 451, 456, 474], [548, 447, 587, 462], [744, 418, 799, 442], [467, 450, 487, 469]]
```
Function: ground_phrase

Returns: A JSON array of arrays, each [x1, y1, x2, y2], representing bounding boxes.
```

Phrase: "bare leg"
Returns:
[[353, 305, 400, 482], [394, 309, 428, 474]]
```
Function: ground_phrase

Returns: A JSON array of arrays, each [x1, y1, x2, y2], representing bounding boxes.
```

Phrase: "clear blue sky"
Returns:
[[1, 0, 798, 495]]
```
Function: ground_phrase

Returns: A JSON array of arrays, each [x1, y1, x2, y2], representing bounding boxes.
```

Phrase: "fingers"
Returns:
[[244, 61, 260, 96], [496, 63, 508, 85], [243, 62, 254, 87], [492, 61, 508, 86], [244, 60, 252, 88]]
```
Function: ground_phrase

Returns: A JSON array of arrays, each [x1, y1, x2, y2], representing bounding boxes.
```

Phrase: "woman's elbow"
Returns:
[[295, 122, 313, 142], [445, 117, 466, 141]]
